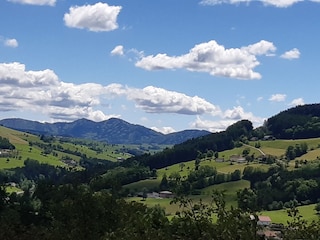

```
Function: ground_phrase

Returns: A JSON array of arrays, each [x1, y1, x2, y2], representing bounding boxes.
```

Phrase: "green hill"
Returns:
[[266, 103, 320, 139]]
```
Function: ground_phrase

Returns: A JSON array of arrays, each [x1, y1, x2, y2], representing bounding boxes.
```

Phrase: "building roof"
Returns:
[[258, 216, 271, 222], [159, 191, 173, 194]]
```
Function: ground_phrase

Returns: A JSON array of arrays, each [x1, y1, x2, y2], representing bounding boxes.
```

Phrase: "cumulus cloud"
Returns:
[[126, 86, 222, 115], [7, 0, 56, 6], [0, 62, 266, 131], [290, 98, 305, 106], [0, 62, 59, 87], [4, 38, 18, 48], [135, 40, 276, 80], [151, 126, 176, 134], [191, 116, 236, 132], [64, 2, 122, 32], [269, 94, 287, 102], [111, 45, 124, 56], [262, 0, 303, 7], [191, 106, 265, 132], [0, 62, 117, 121], [280, 48, 300, 59], [0, 62, 223, 122], [199, 0, 308, 7], [223, 106, 264, 124]]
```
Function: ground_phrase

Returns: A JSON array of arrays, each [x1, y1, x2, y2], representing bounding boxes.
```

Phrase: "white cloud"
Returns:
[[223, 106, 264, 124], [135, 40, 276, 80], [4, 38, 18, 48], [7, 0, 56, 6], [190, 116, 232, 132], [242, 40, 276, 55], [126, 86, 222, 115], [191, 106, 264, 132], [0, 62, 223, 121], [0, 62, 266, 130], [262, 0, 302, 7], [0, 62, 59, 87], [64, 2, 122, 32], [199, 0, 308, 7], [151, 126, 176, 134], [280, 48, 300, 59], [111, 45, 124, 56], [0, 62, 117, 121], [290, 98, 305, 106], [269, 94, 287, 102], [199, 0, 250, 5]]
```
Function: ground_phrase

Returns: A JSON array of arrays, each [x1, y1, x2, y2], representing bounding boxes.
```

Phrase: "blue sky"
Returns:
[[0, 0, 319, 133]]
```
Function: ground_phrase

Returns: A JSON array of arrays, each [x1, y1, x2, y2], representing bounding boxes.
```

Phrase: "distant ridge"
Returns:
[[0, 118, 210, 145], [266, 103, 320, 139]]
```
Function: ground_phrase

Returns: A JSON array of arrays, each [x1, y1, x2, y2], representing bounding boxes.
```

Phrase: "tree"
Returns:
[[195, 158, 200, 171], [286, 145, 296, 160], [315, 202, 320, 214], [237, 188, 258, 211], [179, 162, 185, 172], [230, 169, 241, 181], [160, 173, 168, 190], [142, 187, 148, 201]]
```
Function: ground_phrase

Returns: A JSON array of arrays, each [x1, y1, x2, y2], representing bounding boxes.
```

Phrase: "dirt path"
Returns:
[[243, 143, 265, 156]]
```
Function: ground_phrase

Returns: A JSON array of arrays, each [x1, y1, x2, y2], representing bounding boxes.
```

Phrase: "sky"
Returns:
[[0, 0, 320, 134]]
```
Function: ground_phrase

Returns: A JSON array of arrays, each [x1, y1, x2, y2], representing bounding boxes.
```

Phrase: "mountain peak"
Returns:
[[0, 118, 210, 145]]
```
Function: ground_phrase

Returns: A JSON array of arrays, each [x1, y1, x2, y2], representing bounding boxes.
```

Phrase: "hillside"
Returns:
[[266, 103, 320, 139], [0, 118, 210, 145]]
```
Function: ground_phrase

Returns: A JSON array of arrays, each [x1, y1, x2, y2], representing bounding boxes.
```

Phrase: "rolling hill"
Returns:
[[0, 117, 210, 145]]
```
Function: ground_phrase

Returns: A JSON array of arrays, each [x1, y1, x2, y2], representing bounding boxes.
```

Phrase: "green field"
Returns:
[[200, 180, 250, 207], [127, 180, 250, 215], [250, 138, 320, 158], [261, 204, 319, 224], [0, 126, 165, 170]]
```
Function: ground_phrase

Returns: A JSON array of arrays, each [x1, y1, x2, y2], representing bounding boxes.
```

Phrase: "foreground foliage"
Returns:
[[1, 182, 320, 240]]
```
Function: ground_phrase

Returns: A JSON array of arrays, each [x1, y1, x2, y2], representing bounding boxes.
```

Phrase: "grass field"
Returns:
[[200, 180, 250, 207], [126, 179, 251, 215], [261, 204, 318, 224], [124, 178, 161, 192], [1, 126, 166, 169], [250, 138, 320, 158]]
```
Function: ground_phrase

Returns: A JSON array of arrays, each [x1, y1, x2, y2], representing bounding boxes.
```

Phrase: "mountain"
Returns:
[[266, 103, 320, 139], [0, 118, 210, 145]]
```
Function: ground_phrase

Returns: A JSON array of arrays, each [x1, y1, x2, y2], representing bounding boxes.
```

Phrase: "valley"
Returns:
[[2, 104, 320, 239]]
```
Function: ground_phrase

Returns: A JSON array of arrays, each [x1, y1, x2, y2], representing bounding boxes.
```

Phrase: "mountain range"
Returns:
[[0, 118, 210, 145]]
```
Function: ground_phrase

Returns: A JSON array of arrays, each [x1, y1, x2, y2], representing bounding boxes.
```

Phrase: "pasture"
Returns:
[[126, 179, 251, 216], [261, 204, 318, 224]]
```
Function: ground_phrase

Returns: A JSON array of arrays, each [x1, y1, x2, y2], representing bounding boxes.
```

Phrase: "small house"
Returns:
[[215, 158, 224, 162], [230, 155, 246, 163], [258, 215, 272, 226], [159, 190, 174, 198]]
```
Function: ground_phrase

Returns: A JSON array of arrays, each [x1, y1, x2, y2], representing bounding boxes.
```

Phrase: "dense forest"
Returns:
[[129, 120, 253, 169], [266, 103, 320, 139], [239, 160, 320, 211]]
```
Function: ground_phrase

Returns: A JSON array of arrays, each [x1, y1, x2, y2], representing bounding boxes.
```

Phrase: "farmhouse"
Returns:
[[159, 190, 174, 198], [215, 157, 224, 162], [0, 149, 11, 157], [229, 155, 246, 163], [257, 215, 272, 226]]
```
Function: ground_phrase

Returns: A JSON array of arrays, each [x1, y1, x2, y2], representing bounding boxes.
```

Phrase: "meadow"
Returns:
[[0, 126, 164, 170]]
